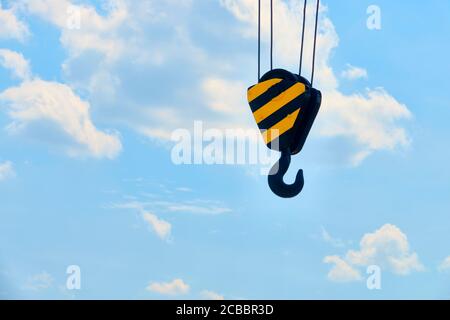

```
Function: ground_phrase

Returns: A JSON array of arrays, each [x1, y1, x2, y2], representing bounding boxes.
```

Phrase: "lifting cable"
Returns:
[[311, 0, 320, 85], [258, 0, 320, 84]]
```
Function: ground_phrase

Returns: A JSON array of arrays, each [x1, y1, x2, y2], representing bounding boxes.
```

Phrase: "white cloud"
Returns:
[[164, 202, 232, 215], [201, 290, 225, 300], [320, 89, 411, 165], [142, 211, 171, 241], [112, 201, 172, 241], [112, 190, 232, 240], [0, 5, 123, 160], [21, 0, 128, 61], [220, 0, 412, 165], [23, 272, 53, 291], [115, 197, 232, 216], [15, 1, 411, 166], [20, 0, 249, 140], [438, 256, 450, 273], [321, 226, 346, 248], [0, 49, 32, 80], [0, 79, 122, 159], [341, 64, 368, 80], [21, 0, 202, 68], [346, 224, 424, 275], [0, 3, 29, 41], [323, 255, 362, 283], [0, 161, 15, 181], [147, 279, 190, 296], [128, 75, 254, 142], [324, 224, 424, 282], [202, 77, 248, 116]]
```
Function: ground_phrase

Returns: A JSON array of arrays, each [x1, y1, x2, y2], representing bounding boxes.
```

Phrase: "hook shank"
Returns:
[[268, 150, 304, 198]]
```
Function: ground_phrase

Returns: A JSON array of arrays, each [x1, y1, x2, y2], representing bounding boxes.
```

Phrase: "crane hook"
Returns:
[[268, 150, 304, 198]]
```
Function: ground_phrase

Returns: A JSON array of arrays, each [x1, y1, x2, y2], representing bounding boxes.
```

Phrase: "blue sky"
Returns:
[[1, 0, 450, 299]]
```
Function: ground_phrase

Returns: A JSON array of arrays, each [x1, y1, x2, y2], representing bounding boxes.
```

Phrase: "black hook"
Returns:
[[268, 150, 304, 198]]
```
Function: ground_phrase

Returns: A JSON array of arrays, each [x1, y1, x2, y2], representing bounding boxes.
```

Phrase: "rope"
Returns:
[[270, 0, 273, 70], [311, 0, 320, 85], [258, 0, 261, 81], [299, 0, 307, 75], [259, 0, 320, 84], [258, 0, 274, 80]]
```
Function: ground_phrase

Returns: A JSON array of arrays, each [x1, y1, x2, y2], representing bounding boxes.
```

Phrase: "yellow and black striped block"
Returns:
[[247, 77, 310, 151]]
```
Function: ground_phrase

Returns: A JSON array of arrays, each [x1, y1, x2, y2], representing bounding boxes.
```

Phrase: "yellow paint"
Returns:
[[252, 83, 305, 124], [262, 109, 300, 144], [247, 78, 282, 103]]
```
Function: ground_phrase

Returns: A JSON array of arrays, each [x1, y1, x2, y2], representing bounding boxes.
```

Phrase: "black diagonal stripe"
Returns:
[[257, 90, 311, 130], [267, 131, 292, 151], [249, 79, 297, 113]]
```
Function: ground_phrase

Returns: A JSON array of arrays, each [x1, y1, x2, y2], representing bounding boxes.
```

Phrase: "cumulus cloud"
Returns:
[[147, 279, 190, 296], [20, 0, 227, 138], [202, 77, 248, 117], [438, 256, 450, 273], [12, 1, 255, 154], [0, 5, 124, 160], [341, 64, 368, 80], [21, 0, 128, 61], [0, 79, 122, 159], [0, 3, 29, 41], [201, 290, 225, 300], [323, 255, 362, 283], [320, 89, 411, 165], [324, 224, 424, 283], [0, 161, 15, 181], [142, 211, 172, 241], [346, 224, 424, 275], [220, 0, 412, 164], [15, 0, 411, 166], [0, 49, 32, 80], [138, 87, 254, 142]]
